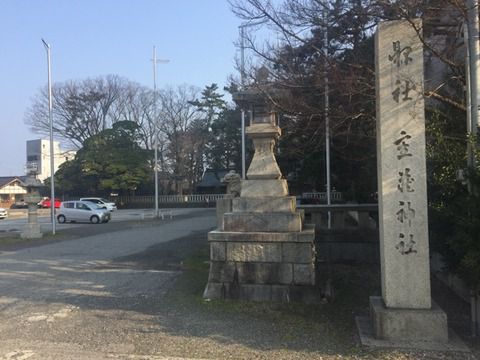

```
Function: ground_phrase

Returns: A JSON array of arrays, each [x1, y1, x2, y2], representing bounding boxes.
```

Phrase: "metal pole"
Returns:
[[151, 47, 169, 218], [42, 39, 55, 235], [466, 26, 474, 182], [467, 0, 480, 132], [323, 6, 332, 229], [241, 110, 246, 179], [465, 18, 478, 337], [240, 25, 246, 179], [153, 46, 159, 218]]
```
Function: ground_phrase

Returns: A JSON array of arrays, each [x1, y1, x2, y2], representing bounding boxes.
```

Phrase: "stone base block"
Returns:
[[216, 198, 232, 230], [203, 282, 320, 303], [206, 260, 315, 285], [223, 212, 302, 232], [232, 196, 296, 213], [211, 242, 315, 270], [356, 316, 469, 352], [241, 179, 288, 197], [21, 224, 43, 239], [369, 296, 448, 342]]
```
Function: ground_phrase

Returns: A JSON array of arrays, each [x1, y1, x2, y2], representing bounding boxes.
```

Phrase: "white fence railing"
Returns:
[[157, 194, 226, 203], [115, 194, 226, 206], [302, 192, 343, 201], [107, 193, 347, 208]]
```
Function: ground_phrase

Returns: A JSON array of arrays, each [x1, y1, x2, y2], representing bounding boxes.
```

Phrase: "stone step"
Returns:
[[208, 224, 314, 243], [232, 196, 296, 213], [223, 211, 302, 232]]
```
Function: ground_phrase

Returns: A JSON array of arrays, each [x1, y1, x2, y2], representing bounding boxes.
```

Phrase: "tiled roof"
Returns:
[[0, 176, 27, 188], [197, 169, 229, 188]]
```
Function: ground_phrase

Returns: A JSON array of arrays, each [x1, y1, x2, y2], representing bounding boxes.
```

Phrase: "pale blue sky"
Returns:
[[0, 0, 243, 175]]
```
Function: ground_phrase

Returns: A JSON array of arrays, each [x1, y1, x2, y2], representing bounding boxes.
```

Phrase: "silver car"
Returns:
[[57, 200, 111, 224], [0, 208, 7, 219]]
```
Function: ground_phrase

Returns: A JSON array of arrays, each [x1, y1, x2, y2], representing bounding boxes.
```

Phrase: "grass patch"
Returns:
[[161, 234, 473, 359], [170, 243, 210, 301], [167, 246, 383, 357], [0, 232, 71, 249], [169, 240, 375, 335]]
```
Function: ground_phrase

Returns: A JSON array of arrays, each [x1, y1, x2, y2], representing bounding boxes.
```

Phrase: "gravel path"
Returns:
[[0, 208, 477, 359]]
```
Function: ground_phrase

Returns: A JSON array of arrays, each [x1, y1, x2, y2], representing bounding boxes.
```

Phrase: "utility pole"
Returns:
[[465, 0, 480, 336], [240, 25, 246, 179], [467, 0, 480, 132], [151, 46, 169, 218], [42, 38, 56, 235], [323, 5, 332, 229]]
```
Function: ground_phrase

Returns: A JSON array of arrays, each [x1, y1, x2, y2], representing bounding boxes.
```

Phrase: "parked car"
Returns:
[[56, 200, 111, 224], [0, 208, 7, 219], [10, 200, 28, 209], [80, 197, 117, 212], [38, 197, 62, 209]]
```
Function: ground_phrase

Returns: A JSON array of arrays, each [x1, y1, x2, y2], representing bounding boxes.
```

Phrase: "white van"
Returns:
[[80, 197, 117, 212], [57, 201, 111, 224]]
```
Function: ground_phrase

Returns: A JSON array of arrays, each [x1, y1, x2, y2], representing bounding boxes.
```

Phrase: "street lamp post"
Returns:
[[240, 25, 246, 179], [323, 6, 332, 229], [42, 38, 56, 235], [152, 46, 169, 218]]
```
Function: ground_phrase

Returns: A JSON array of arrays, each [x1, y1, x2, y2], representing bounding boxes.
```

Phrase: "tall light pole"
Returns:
[[467, 0, 480, 131], [239, 20, 267, 179], [42, 38, 56, 235], [466, 0, 480, 176], [240, 25, 246, 179], [323, 5, 332, 229], [152, 46, 169, 218]]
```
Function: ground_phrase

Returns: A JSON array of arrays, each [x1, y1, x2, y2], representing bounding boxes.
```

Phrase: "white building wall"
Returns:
[[26, 139, 75, 182]]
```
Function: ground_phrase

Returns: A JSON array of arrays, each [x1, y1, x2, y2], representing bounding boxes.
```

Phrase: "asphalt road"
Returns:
[[0, 208, 216, 359], [0, 208, 202, 235]]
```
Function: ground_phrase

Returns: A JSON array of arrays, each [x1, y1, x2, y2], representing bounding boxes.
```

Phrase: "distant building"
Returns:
[[0, 176, 27, 207], [196, 169, 228, 194], [26, 139, 76, 182]]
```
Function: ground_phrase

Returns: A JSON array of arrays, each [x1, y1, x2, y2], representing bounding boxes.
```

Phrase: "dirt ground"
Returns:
[[113, 230, 480, 360], [0, 216, 478, 359]]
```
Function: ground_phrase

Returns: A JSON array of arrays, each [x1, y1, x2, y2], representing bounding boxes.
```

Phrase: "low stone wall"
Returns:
[[5, 209, 51, 219], [315, 228, 379, 264]]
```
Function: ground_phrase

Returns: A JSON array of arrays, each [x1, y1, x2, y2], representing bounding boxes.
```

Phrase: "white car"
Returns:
[[0, 208, 7, 219], [57, 201, 111, 224], [80, 197, 117, 212]]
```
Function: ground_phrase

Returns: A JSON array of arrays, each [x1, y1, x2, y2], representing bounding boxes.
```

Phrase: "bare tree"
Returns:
[[24, 75, 152, 148], [157, 85, 202, 193], [232, 0, 470, 118], [229, 0, 469, 197]]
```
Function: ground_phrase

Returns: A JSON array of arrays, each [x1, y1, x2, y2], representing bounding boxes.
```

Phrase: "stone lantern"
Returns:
[[21, 165, 43, 239], [203, 89, 318, 302]]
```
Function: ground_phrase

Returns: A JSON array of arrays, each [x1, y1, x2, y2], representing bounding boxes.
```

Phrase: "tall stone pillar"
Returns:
[[365, 19, 448, 344], [203, 92, 317, 303]]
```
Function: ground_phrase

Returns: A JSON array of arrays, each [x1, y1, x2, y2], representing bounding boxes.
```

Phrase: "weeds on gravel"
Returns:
[[0, 232, 69, 248], [167, 244, 475, 359]]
